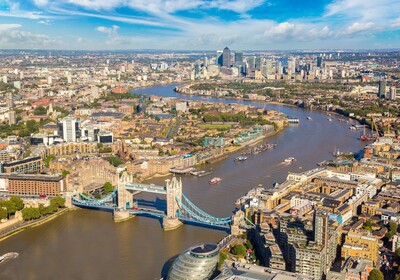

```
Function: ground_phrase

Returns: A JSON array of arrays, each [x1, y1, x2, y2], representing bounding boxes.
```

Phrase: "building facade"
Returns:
[[2, 173, 65, 196]]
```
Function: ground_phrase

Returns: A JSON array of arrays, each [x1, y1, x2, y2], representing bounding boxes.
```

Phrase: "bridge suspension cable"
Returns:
[[181, 194, 231, 222], [176, 197, 231, 226]]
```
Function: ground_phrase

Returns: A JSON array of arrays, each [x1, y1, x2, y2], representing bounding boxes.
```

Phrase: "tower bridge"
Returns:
[[68, 172, 253, 233]]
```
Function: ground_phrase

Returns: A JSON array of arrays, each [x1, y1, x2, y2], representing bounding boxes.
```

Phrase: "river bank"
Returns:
[[0, 207, 72, 243]]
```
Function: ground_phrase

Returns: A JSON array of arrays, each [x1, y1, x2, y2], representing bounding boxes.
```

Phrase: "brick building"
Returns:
[[1, 173, 65, 196]]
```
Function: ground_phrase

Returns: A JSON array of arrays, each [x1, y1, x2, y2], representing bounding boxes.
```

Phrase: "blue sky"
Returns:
[[0, 0, 399, 50]]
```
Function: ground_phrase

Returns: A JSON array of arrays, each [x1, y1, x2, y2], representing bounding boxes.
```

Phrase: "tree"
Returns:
[[43, 155, 55, 167], [368, 268, 383, 280], [61, 170, 71, 177], [22, 208, 32, 221], [218, 251, 228, 269], [0, 200, 17, 217], [50, 196, 65, 208], [231, 244, 247, 257], [107, 156, 124, 167], [387, 221, 398, 239], [9, 196, 24, 210], [38, 204, 47, 215], [34, 106, 47, 115], [363, 220, 374, 232], [103, 182, 114, 195], [0, 207, 7, 219], [245, 240, 253, 250]]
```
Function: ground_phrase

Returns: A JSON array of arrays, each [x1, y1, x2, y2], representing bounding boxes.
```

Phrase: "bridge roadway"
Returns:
[[125, 183, 166, 194], [71, 200, 116, 210], [129, 207, 165, 218]]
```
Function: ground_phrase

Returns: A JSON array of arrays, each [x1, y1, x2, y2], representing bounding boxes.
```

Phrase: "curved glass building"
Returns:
[[167, 243, 220, 280]]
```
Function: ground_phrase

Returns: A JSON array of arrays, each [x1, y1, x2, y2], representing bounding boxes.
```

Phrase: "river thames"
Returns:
[[0, 84, 367, 280]]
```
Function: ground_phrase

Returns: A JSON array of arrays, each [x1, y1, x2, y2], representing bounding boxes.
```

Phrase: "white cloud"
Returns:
[[38, 19, 51, 25], [0, 24, 22, 31], [207, 0, 265, 14], [96, 25, 120, 36], [392, 18, 400, 28], [0, 23, 58, 48], [32, 0, 49, 6], [42, 0, 266, 15], [325, 0, 400, 23], [342, 22, 375, 35], [0, 0, 54, 19]]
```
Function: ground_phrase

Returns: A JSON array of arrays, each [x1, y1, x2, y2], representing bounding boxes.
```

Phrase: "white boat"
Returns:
[[0, 252, 18, 263], [234, 156, 248, 162], [327, 118, 332, 121], [209, 177, 221, 185], [306, 117, 312, 120], [284, 157, 296, 163]]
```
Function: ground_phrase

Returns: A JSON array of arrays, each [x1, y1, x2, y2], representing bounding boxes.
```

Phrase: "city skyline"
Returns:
[[0, 0, 400, 50]]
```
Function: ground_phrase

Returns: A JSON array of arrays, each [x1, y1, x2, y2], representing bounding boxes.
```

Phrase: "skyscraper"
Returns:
[[276, 61, 283, 75], [216, 50, 223, 66], [255, 57, 262, 69], [287, 57, 296, 75], [317, 56, 323, 68], [378, 80, 386, 98], [222, 47, 231, 67], [248, 56, 256, 68], [234, 51, 243, 65]]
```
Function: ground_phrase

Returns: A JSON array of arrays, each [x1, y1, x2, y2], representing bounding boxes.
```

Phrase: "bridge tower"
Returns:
[[163, 176, 183, 230], [117, 171, 134, 209], [114, 171, 133, 222]]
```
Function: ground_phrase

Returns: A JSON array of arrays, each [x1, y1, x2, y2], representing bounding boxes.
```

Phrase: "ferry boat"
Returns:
[[287, 116, 300, 124], [234, 156, 248, 162], [209, 177, 221, 185], [283, 157, 296, 163]]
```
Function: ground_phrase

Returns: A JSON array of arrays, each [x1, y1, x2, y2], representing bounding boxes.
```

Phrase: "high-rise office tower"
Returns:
[[276, 61, 283, 75], [222, 47, 231, 67], [378, 80, 386, 98], [248, 56, 256, 68], [204, 57, 208, 67], [288, 57, 296, 75], [216, 50, 223, 66], [234, 51, 243, 65], [317, 56, 323, 68], [255, 57, 262, 69]]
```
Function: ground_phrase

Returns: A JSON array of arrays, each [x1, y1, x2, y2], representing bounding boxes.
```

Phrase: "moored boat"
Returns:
[[234, 156, 248, 162]]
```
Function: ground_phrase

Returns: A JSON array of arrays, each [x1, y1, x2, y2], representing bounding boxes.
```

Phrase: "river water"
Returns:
[[0, 84, 367, 280]]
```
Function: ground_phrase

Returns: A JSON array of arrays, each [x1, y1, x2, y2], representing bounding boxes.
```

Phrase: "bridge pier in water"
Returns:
[[114, 172, 134, 222], [163, 177, 183, 230]]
